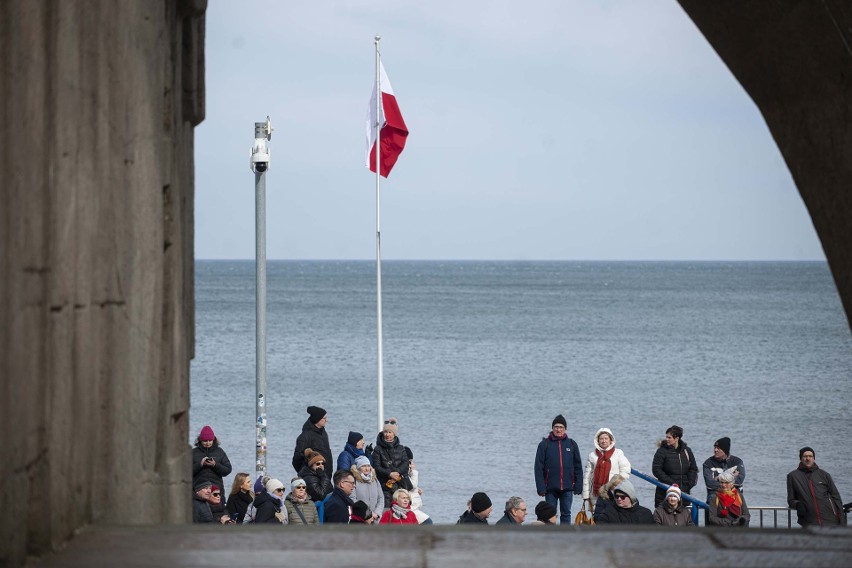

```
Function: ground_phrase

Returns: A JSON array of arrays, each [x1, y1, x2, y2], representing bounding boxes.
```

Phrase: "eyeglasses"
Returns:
[[341, 480, 355, 486], [384, 420, 397, 425]]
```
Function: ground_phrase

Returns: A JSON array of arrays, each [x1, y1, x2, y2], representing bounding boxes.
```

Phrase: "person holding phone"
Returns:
[[192, 425, 233, 494]]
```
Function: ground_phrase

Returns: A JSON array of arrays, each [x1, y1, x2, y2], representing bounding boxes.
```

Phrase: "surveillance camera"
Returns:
[[254, 162, 268, 173]]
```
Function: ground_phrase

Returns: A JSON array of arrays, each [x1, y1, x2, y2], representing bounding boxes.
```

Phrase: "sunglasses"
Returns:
[[294, 485, 306, 490], [211, 492, 221, 497], [614, 493, 631, 500], [273, 488, 284, 493], [384, 420, 397, 425], [315, 461, 325, 466]]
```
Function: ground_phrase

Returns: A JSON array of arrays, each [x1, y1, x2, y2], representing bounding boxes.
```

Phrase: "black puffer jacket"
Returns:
[[372, 433, 410, 506], [192, 493, 214, 523], [594, 500, 654, 524], [191, 442, 233, 491], [292, 420, 332, 472], [298, 465, 333, 503], [457, 510, 488, 524], [253, 491, 283, 524], [652, 440, 697, 506]]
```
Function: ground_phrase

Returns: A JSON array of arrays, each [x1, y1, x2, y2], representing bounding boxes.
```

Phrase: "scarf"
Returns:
[[593, 447, 615, 495], [391, 502, 410, 520], [715, 489, 742, 518], [288, 493, 309, 505], [360, 470, 373, 482]]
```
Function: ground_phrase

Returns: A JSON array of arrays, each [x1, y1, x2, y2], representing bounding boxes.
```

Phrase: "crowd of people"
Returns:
[[192, 409, 848, 528]]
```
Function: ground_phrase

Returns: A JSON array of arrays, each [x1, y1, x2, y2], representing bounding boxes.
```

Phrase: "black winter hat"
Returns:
[[552, 414, 567, 428], [307, 406, 327, 424], [800, 446, 815, 459], [351, 500, 372, 521], [535, 501, 557, 522], [471, 492, 492, 514], [714, 437, 731, 455], [347, 431, 363, 446]]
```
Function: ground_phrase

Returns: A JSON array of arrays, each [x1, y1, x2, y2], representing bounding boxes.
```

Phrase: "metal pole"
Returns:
[[250, 118, 272, 481], [375, 35, 384, 435]]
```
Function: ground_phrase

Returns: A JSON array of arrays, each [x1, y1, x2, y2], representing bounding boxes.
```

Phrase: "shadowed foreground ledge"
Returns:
[[32, 525, 852, 568]]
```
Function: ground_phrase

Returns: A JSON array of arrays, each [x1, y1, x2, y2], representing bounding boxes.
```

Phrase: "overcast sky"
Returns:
[[195, 0, 825, 261]]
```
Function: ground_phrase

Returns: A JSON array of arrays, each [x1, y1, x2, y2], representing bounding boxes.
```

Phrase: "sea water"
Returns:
[[190, 260, 852, 524]]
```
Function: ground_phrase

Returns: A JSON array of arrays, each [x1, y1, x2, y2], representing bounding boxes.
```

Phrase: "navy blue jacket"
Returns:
[[337, 443, 365, 473], [323, 487, 353, 524], [534, 433, 583, 494]]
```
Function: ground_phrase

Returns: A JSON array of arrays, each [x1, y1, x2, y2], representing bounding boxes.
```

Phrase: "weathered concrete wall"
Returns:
[[0, 1, 205, 565], [678, 0, 852, 332]]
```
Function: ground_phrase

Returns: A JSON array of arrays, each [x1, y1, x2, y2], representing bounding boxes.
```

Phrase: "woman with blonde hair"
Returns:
[[225, 472, 254, 523], [379, 489, 417, 524], [582, 427, 631, 512]]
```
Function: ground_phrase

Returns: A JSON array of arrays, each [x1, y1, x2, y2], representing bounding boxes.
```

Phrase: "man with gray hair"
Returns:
[[495, 496, 527, 525]]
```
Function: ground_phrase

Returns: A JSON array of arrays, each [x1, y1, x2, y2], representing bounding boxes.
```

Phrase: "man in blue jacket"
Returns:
[[324, 470, 356, 523], [534, 414, 583, 524]]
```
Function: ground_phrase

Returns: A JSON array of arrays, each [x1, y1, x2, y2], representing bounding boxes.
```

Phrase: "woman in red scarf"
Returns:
[[379, 489, 417, 524], [582, 428, 632, 512], [708, 471, 750, 527]]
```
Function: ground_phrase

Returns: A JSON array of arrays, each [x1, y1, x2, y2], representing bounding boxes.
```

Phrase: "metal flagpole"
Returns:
[[250, 117, 272, 481], [375, 35, 385, 434]]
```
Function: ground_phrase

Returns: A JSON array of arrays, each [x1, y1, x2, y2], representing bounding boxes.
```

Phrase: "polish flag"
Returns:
[[365, 61, 409, 178]]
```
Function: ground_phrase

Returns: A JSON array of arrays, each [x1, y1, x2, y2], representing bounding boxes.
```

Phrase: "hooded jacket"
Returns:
[[292, 419, 332, 472], [351, 464, 384, 518], [372, 433, 410, 506], [582, 428, 632, 500], [534, 432, 583, 495], [593, 477, 654, 525], [786, 463, 845, 527], [652, 439, 697, 505], [191, 442, 233, 491]]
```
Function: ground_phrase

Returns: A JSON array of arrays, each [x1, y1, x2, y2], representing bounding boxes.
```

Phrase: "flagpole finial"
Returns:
[[375, 34, 381, 43]]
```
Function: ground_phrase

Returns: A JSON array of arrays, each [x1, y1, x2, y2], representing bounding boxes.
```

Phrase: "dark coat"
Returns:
[[787, 464, 845, 527], [457, 510, 489, 524], [652, 440, 698, 505], [226, 490, 253, 523], [337, 443, 365, 473], [298, 465, 333, 503], [702, 454, 746, 496], [192, 493, 214, 523], [253, 491, 283, 524], [292, 419, 333, 473], [191, 443, 233, 491], [594, 500, 654, 524], [372, 434, 410, 506], [323, 487, 354, 524], [534, 433, 583, 495], [495, 511, 520, 525], [653, 502, 694, 526]]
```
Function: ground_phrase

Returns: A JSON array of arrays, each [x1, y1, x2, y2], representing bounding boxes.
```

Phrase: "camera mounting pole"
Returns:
[[250, 117, 272, 480]]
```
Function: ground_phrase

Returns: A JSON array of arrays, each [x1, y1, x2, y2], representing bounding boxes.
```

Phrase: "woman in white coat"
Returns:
[[583, 427, 631, 512]]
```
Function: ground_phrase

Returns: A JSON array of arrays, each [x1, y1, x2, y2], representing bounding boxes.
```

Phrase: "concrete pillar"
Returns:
[[0, 1, 205, 564]]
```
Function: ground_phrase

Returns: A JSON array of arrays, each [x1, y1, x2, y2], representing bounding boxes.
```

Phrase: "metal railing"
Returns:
[[748, 506, 793, 528], [630, 468, 796, 528]]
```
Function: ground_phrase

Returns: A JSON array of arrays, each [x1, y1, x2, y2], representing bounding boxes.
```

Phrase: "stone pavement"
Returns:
[[30, 525, 852, 568]]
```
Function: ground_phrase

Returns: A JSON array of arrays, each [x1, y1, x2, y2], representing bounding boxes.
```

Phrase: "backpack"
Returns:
[[315, 493, 334, 524]]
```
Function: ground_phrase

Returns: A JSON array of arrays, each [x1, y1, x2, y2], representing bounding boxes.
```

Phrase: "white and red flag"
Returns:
[[365, 61, 409, 178]]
